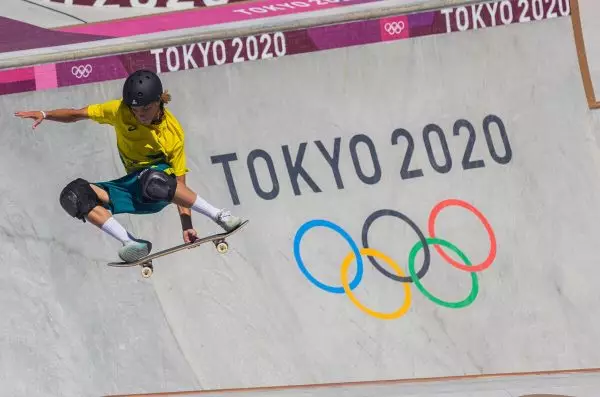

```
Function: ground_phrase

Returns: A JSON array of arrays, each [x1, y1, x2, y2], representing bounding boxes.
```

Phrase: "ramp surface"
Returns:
[[2, 0, 600, 396]]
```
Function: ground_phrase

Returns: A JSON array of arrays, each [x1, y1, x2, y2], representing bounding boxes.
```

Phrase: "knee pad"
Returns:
[[138, 168, 177, 202], [59, 178, 100, 221]]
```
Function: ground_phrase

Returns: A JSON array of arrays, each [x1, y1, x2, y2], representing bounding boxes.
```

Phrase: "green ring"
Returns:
[[408, 237, 479, 308]]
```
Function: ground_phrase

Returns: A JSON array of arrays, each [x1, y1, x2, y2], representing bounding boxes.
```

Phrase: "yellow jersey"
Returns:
[[87, 99, 189, 176]]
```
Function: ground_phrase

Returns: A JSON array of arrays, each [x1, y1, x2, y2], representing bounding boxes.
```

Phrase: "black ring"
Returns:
[[361, 209, 430, 283]]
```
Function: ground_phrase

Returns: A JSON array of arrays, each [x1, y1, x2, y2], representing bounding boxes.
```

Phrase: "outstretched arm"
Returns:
[[14, 107, 90, 129]]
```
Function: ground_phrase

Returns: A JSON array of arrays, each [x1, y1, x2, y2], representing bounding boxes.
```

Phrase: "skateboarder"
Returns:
[[14, 69, 243, 263]]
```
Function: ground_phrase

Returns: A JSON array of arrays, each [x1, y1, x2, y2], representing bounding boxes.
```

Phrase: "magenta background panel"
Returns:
[[0, 0, 571, 97]]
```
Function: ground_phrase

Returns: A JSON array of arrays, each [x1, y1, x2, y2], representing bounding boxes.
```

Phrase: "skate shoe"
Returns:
[[215, 210, 243, 232], [118, 239, 152, 263]]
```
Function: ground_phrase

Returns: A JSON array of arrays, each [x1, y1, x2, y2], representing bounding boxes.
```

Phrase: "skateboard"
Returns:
[[107, 220, 249, 278]]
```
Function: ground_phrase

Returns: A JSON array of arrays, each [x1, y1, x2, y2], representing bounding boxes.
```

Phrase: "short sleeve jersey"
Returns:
[[87, 99, 189, 176]]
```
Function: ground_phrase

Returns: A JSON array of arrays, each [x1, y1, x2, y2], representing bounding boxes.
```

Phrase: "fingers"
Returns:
[[184, 230, 198, 243], [14, 111, 35, 118], [14, 111, 43, 129], [183, 229, 198, 244]]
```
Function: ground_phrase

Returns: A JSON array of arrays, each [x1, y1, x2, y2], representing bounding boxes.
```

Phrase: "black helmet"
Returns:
[[122, 69, 163, 106]]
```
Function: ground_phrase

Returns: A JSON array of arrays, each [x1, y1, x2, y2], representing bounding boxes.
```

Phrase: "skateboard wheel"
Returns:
[[142, 266, 153, 278], [216, 241, 228, 253]]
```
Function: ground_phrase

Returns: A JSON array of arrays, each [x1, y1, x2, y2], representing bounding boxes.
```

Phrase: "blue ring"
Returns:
[[293, 219, 363, 294]]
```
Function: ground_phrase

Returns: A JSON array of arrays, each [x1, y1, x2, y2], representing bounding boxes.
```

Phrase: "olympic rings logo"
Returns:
[[384, 21, 405, 35], [71, 64, 93, 79], [293, 198, 497, 320]]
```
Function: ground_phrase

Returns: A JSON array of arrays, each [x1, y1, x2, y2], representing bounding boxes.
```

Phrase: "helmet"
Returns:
[[122, 69, 163, 107]]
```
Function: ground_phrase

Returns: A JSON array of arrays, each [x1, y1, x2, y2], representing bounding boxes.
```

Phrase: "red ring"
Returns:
[[428, 199, 496, 272]]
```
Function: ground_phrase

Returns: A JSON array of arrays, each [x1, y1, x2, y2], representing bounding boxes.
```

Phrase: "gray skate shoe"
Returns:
[[118, 239, 152, 263], [215, 210, 243, 232]]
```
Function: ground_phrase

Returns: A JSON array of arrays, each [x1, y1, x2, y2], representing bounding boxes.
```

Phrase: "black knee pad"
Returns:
[[138, 168, 177, 202], [59, 178, 100, 221]]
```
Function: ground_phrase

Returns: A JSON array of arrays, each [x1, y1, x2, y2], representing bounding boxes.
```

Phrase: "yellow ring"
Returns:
[[340, 248, 412, 320]]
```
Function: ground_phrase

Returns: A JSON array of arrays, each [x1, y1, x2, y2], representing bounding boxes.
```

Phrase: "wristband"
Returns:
[[180, 214, 193, 230], [40, 111, 46, 119]]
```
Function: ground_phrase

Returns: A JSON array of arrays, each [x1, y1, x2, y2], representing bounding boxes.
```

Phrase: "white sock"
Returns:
[[191, 195, 221, 220], [100, 217, 133, 244]]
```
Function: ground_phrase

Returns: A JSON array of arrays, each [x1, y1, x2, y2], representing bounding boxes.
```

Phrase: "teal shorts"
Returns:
[[93, 163, 173, 215]]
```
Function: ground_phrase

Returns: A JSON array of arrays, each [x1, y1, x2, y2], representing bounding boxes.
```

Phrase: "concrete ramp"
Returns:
[[2, 0, 600, 396]]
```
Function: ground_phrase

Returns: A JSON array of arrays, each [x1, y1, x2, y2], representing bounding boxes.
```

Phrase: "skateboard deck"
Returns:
[[107, 219, 249, 278]]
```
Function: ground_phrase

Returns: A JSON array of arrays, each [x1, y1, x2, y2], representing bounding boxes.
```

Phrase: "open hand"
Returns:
[[14, 110, 45, 129], [183, 228, 198, 244]]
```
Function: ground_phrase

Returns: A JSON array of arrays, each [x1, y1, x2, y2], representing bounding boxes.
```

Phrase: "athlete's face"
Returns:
[[130, 101, 160, 125]]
